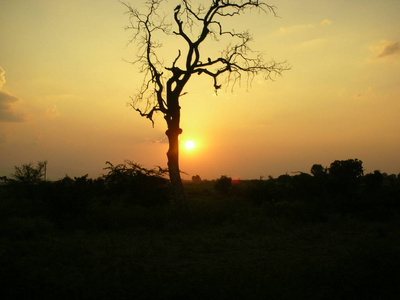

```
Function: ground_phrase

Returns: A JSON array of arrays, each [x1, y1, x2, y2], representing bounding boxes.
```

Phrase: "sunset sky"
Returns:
[[1, 0, 400, 180]]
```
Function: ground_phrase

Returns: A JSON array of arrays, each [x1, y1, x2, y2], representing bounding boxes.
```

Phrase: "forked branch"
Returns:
[[123, 0, 289, 123]]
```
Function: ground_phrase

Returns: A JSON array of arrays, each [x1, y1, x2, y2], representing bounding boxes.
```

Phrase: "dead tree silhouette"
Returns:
[[122, 0, 289, 204]]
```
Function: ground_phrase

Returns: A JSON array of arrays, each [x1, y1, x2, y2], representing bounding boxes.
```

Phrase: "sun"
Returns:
[[184, 140, 195, 150]]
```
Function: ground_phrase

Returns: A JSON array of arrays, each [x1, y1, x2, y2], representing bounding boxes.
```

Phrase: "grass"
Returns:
[[1, 182, 400, 299]]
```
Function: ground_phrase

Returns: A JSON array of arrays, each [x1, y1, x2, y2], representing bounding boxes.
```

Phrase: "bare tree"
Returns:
[[11, 161, 47, 184], [122, 0, 289, 204]]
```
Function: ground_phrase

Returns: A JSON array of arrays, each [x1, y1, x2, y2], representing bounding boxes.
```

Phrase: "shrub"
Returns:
[[328, 159, 363, 196], [102, 160, 171, 206], [6, 161, 47, 200], [10, 161, 47, 184], [215, 175, 232, 194]]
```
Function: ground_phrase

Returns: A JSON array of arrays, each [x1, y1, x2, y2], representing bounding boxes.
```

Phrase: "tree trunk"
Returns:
[[166, 127, 186, 205]]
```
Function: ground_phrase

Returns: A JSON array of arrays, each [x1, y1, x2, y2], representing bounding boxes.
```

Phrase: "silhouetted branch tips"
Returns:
[[124, 0, 288, 118], [135, 107, 155, 127], [10, 161, 48, 183]]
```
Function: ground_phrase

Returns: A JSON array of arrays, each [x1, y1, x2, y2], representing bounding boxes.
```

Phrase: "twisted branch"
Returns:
[[122, 0, 289, 123]]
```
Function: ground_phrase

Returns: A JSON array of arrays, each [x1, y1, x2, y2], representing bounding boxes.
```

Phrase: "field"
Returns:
[[1, 178, 400, 300]]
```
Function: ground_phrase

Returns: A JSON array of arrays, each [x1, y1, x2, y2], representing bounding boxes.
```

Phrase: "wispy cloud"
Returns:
[[45, 105, 60, 119], [376, 41, 400, 59], [277, 19, 332, 36], [0, 67, 25, 122], [320, 19, 332, 26], [0, 91, 25, 122], [278, 24, 314, 35], [354, 87, 373, 99], [300, 38, 326, 47], [0, 67, 6, 89], [319, 19, 332, 26], [143, 135, 168, 144]]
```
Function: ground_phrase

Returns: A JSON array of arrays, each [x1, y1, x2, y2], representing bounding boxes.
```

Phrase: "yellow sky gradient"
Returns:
[[1, 0, 400, 180]]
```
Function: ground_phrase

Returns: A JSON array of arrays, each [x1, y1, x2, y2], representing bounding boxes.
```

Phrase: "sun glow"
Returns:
[[184, 140, 195, 150]]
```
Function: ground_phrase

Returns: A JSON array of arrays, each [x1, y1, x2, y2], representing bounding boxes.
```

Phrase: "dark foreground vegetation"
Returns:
[[1, 159, 400, 299]]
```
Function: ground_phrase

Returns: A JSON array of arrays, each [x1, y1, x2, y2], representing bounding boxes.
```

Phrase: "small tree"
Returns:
[[103, 161, 170, 205], [10, 161, 47, 184], [122, 0, 289, 204], [328, 159, 364, 195], [311, 164, 327, 177], [192, 175, 202, 183], [328, 159, 364, 182], [215, 175, 232, 194]]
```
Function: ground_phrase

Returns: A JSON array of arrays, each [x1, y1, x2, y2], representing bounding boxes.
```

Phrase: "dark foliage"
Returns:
[[327, 158, 363, 196], [5, 161, 47, 200], [2, 158, 399, 223], [246, 159, 400, 220], [1, 158, 400, 299], [10, 161, 47, 183], [215, 175, 233, 194], [1, 161, 171, 229], [192, 175, 202, 183], [102, 160, 171, 206]]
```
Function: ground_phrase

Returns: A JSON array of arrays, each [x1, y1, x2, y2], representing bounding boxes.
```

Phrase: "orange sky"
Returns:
[[1, 0, 400, 180]]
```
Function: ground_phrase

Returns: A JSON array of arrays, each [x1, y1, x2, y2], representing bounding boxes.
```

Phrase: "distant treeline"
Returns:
[[212, 159, 400, 220], [0, 161, 171, 228], [1, 159, 399, 224]]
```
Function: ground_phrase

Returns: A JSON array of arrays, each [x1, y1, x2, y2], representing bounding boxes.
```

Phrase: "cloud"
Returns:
[[376, 41, 400, 59], [278, 24, 314, 35], [143, 135, 168, 144], [300, 38, 326, 47], [45, 105, 61, 119], [320, 19, 332, 26], [354, 87, 373, 99], [0, 91, 25, 122], [0, 67, 25, 122], [277, 20, 331, 36], [0, 67, 5, 89]]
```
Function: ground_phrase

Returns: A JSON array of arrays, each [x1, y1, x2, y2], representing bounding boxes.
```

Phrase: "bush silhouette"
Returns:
[[327, 159, 363, 196], [215, 175, 232, 194], [192, 175, 202, 183], [6, 161, 47, 200], [10, 161, 46, 184], [103, 160, 170, 206]]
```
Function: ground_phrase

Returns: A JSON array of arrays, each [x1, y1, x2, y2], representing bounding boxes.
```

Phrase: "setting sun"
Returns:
[[184, 140, 195, 150]]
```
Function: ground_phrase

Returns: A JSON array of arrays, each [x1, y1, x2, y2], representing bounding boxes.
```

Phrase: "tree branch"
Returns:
[[123, 0, 289, 123]]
